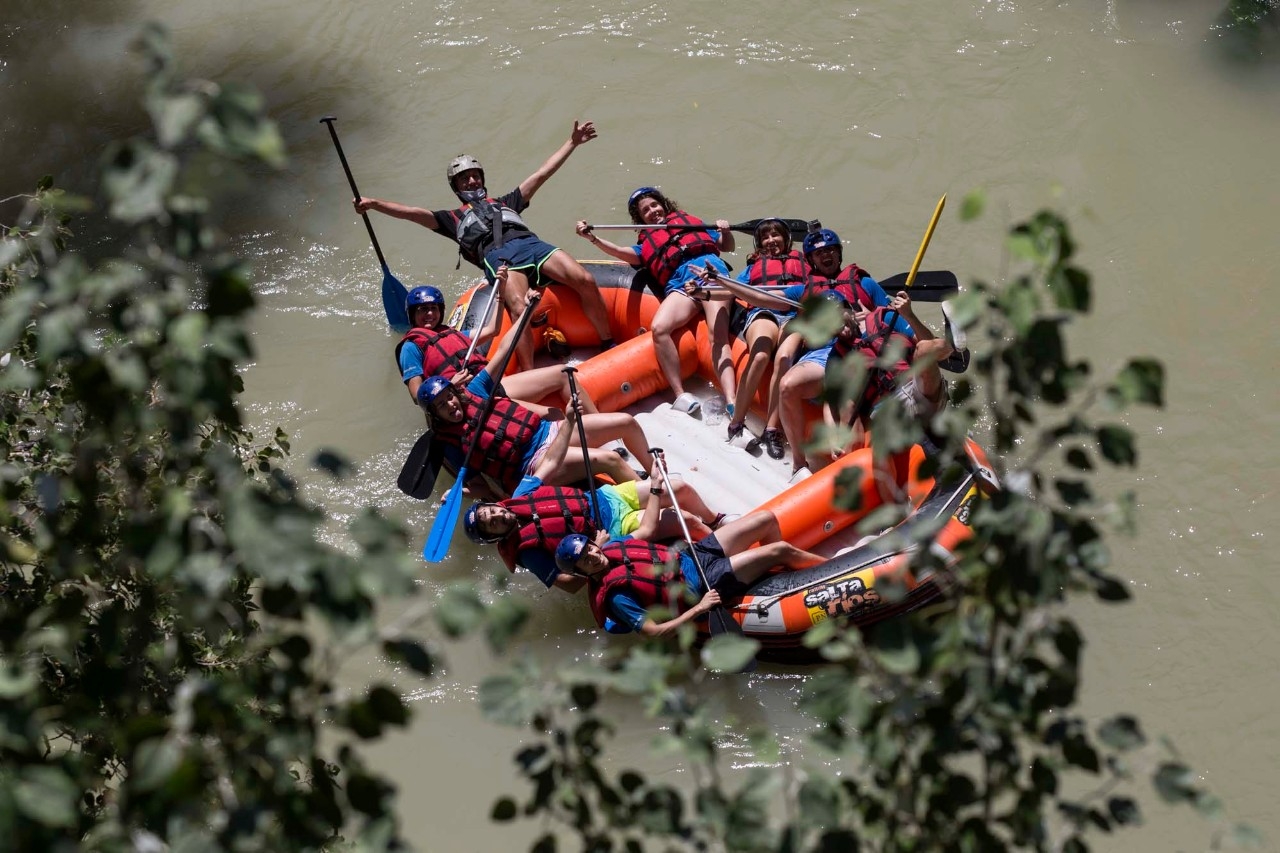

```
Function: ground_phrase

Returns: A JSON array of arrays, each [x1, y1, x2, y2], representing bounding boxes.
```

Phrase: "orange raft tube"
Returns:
[[450, 262, 988, 660]]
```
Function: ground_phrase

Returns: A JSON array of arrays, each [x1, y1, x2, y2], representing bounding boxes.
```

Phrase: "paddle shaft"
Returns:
[[459, 210, 512, 363], [589, 217, 810, 238], [698, 267, 801, 309], [319, 116, 392, 273], [562, 367, 604, 529], [423, 292, 544, 561], [650, 449, 747, 645]]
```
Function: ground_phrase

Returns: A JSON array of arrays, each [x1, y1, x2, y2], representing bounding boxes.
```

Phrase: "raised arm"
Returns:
[[888, 291, 933, 341], [712, 219, 736, 253], [531, 405, 577, 482], [518, 120, 597, 202], [576, 220, 642, 264], [353, 197, 439, 230]]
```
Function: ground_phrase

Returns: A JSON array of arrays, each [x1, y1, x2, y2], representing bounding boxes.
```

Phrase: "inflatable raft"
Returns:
[[447, 262, 989, 661]]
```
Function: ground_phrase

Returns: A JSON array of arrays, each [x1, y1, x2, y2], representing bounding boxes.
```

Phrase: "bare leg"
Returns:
[[766, 332, 804, 431], [636, 474, 716, 524], [546, 447, 636, 486], [729, 318, 780, 427], [500, 268, 536, 371], [539, 251, 614, 343], [727, 539, 826, 586], [779, 362, 825, 471], [575, 413, 653, 472], [502, 366, 600, 414], [650, 295, 701, 397], [712, 509, 782, 554], [701, 300, 737, 402], [647, 507, 712, 542]]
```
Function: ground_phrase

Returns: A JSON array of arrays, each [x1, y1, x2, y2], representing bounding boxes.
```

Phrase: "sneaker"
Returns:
[[672, 392, 701, 417], [725, 421, 745, 443], [938, 349, 971, 374], [788, 465, 812, 484], [940, 300, 968, 351], [761, 428, 785, 460]]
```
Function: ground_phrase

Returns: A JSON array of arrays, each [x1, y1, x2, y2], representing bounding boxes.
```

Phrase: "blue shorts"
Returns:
[[665, 254, 731, 297], [797, 344, 832, 370], [685, 533, 751, 598], [483, 234, 560, 287], [732, 305, 795, 337]]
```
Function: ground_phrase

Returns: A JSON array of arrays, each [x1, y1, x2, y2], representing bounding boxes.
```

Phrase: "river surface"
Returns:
[[4, 1, 1279, 849]]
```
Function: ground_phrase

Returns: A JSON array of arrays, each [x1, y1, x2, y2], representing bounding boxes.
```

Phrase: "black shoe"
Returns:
[[761, 428, 785, 459]]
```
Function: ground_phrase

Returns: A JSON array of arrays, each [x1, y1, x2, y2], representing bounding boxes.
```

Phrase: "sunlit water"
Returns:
[[4, 0, 1278, 848]]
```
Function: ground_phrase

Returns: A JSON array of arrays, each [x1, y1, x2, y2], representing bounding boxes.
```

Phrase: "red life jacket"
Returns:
[[746, 250, 808, 290], [587, 539, 684, 631], [433, 390, 543, 496], [495, 486, 598, 572], [831, 307, 917, 410], [394, 326, 488, 382], [804, 263, 874, 310], [635, 211, 720, 287]]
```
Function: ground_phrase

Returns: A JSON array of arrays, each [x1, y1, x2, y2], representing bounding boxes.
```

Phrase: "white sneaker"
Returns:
[[940, 300, 968, 351], [788, 466, 812, 484], [672, 392, 701, 417]]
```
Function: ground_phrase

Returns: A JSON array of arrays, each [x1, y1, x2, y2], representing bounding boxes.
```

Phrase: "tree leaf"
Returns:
[[1097, 715, 1144, 751], [701, 633, 760, 673], [1096, 425, 1137, 467], [15, 766, 80, 828]]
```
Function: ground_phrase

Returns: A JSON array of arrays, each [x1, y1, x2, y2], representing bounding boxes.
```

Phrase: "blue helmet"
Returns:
[[463, 501, 504, 544], [627, 186, 669, 222], [406, 286, 445, 322], [417, 375, 453, 408], [555, 533, 591, 573], [803, 228, 842, 257]]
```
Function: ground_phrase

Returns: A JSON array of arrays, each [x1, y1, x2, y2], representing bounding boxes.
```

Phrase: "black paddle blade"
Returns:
[[729, 217, 812, 240], [878, 269, 959, 300], [397, 432, 443, 500]]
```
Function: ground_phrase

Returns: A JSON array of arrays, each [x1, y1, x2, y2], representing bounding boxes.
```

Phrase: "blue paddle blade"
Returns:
[[423, 467, 468, 562], [382, 267, 410, 330]]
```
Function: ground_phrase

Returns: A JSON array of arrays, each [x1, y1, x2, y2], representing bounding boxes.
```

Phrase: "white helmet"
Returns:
[[446, 154, 484, 190]]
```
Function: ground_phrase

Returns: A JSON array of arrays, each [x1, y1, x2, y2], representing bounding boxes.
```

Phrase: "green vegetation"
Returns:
[[0, 24, 1261, 853]]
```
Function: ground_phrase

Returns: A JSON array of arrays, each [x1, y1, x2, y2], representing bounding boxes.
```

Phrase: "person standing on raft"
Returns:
[[575, 187, 737, 419], [354, 120, 616, 368]]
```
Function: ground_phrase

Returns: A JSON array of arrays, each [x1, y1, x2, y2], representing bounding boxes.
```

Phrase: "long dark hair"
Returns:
[[628, 188, 680, 225]]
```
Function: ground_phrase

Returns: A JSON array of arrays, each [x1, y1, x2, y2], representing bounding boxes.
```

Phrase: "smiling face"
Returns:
[[809, 245, 842, 277], [429, 387, 466, 423], [411, 302, 444, 330], [755, 223, 790, 257], [451, 168, 484, 193], [568, 542, 610, 577], [636, 196, 667, 225]]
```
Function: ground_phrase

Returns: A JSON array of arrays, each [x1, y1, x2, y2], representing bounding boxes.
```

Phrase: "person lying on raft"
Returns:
[[575, 186, 737, 418], [553, 512, 824, 637], [397, 280, 599, 416], [794, 290, 956, 482], [418, 292, 653, 499], [463, 428, 726, 593], [354, 120, 615, 369]]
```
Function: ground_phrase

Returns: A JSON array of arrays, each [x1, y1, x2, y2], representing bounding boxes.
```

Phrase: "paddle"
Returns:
[[562, 367, 604, 529], [396, 431, 443, 500], [651, 449, 755, 671], [589, 217, 811, 239], [319, 116, 409, 330], [850, 193, 949, 422], [878, 270, 957, 300], [423, 291, 544, 562]]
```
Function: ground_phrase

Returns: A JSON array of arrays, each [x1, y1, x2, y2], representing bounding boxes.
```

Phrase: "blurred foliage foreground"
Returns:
[[0, 25, 1262, 853]]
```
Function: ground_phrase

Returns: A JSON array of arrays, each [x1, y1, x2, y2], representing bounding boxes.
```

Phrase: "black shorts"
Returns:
[[690, 533, 750, 597]]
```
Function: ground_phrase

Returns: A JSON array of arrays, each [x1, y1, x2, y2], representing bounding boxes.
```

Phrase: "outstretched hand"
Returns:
[[575, 219, 594, 239], [353, 196, 375, 214], [695, 589, 722, 613], [570, 120, 597, 146]]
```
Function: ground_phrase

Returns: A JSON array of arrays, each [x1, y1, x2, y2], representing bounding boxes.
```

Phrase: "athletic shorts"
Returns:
[[665, 254, 731, 297], [599, 481, 644, 536], [690, 533, 751, 597], [483, 234, 560, 287], [520, 420, 560, 474]]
